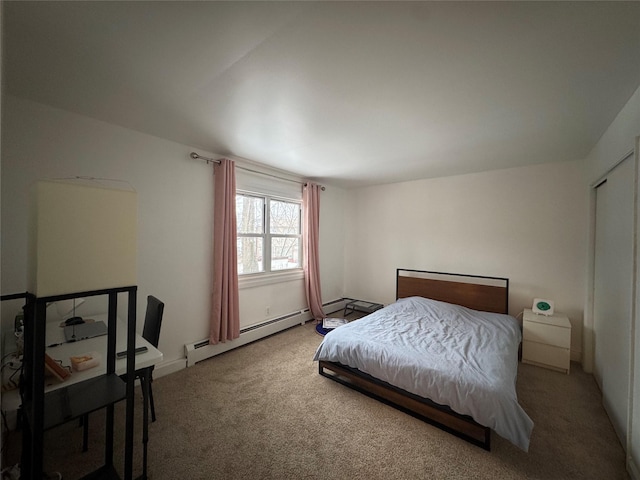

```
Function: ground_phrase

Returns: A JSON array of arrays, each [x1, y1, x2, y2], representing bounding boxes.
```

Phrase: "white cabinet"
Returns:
[[522, 308, 571, 374]]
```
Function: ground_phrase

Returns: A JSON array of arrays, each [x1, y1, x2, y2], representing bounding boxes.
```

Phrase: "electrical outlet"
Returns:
[[266, 306, 270, 316]]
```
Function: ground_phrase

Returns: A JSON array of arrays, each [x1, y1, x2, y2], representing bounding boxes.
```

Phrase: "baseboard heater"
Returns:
[[184, 298, 350, 366]]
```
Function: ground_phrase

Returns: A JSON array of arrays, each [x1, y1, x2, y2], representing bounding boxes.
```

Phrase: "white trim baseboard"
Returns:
[[184, 298, 350, 367], [153, 358, 188, 379]]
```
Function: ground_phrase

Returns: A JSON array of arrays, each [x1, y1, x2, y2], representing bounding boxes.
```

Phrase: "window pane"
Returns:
[[236, 195, 263, 234], [237, 236, 263, 274], [270, 200, 300, 235], [271, 237, 300, 271]]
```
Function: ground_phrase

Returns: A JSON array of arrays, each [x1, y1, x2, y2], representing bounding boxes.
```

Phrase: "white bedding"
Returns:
[[313, 296, 534, 451]]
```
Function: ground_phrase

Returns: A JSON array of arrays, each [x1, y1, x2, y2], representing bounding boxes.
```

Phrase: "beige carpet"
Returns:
[[8, 321, 629, 479]]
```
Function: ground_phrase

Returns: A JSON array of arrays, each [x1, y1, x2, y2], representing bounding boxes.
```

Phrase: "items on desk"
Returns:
[[63, 320, 108, 342], [44, 353, 71, 382], [70, 351, 101, 371], [59, 318, 81, 327], [1, 354, 22, 392], [14, 312, 24, 356], [116, 346, 148, 358], [65, 316, 84, 326], [58, 316, 97, 327]]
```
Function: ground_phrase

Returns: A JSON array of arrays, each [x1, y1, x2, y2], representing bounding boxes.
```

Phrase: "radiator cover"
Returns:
[[184, 298, 349, 366]]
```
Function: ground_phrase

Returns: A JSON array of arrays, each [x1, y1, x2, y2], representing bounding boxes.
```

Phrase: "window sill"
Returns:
[[238, 269, 304, 289]]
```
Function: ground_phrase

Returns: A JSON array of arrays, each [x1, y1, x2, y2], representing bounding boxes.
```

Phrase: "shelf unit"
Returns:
[[20, 286, 137, 480]]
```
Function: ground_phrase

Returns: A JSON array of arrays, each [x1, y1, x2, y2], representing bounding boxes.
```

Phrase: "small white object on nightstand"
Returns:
[[522, 308, 571, 374], [532, 298, 555, 316]]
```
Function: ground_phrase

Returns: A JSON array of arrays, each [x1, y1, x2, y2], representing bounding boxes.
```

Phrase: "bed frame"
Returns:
[[318, 268, 510, 451]]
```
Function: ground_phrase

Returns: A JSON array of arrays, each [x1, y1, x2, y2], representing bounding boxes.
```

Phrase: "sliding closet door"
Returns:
[[593, 153, 634, 444]]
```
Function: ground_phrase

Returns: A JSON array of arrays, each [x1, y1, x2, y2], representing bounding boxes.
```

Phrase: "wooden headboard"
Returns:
[[396, 269, 509, 314]]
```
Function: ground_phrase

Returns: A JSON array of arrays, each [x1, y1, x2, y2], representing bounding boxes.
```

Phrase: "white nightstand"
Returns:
[[522, 308, 571, 374]]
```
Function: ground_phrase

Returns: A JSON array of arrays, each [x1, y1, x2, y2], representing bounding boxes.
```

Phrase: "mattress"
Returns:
[[313, 296, 534, 451]]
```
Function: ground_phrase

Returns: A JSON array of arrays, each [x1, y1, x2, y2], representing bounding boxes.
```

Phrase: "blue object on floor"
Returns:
[[315, 323, 332, 336]]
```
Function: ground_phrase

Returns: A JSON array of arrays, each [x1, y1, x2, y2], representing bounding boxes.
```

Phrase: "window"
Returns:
[[236, 192, 302, 275]]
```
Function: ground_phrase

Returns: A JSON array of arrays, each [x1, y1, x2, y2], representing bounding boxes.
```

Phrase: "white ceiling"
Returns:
[[3, 1, 640, 188]]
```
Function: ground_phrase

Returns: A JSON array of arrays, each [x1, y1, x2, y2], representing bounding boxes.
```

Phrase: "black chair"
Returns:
[[139, 295, 164, 422], [82, 295, 164, 451]]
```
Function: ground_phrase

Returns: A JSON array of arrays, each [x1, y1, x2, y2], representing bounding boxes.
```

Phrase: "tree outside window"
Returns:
[[236, 193, 301, 275]]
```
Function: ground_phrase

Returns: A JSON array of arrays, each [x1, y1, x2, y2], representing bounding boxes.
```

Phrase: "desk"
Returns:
[[51, 313, 162, 479], [44, 313, 162, 391], [2, 314, 162, 421], [6, 312, 162, 479]]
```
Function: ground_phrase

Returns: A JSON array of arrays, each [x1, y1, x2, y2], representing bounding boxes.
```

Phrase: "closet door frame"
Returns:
[[584, 140, 639, 472], [593, 152, 634, 440]]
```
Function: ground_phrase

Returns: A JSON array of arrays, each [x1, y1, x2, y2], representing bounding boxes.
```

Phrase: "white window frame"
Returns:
[[236, 190, 304, 288]]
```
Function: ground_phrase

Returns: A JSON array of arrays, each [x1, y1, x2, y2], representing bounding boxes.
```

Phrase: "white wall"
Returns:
[[318, 186, 347, 302], [0, 95, 346, 373], [344, 160, 588, 360], [585, 87, 640, 184]]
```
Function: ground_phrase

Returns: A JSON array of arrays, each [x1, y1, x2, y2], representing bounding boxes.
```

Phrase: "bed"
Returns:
[[313, 269, 533, 451]]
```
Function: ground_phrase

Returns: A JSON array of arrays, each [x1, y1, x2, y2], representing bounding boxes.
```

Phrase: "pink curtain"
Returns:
[[210, 158, 240, 344], [303, 183, 325, 321]]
